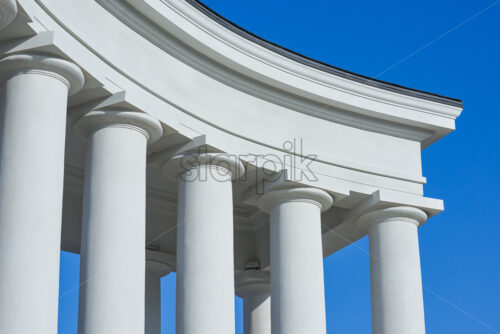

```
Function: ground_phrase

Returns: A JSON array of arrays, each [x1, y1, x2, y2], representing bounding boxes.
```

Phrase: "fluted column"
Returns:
[[163, 153, 244, 334], [357, 206, 428, 334], [75, 110, 163, 334], [0, 54, 84, 334], [146, 250, 172, 334], [236, 270, 271, 334], [257, 187, 333, 334]]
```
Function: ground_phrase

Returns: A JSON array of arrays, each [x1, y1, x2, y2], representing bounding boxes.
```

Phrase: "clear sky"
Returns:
[[58, 0, 500, 333]]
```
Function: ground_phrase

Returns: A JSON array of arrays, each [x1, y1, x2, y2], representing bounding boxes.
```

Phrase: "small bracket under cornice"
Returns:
[[147, 134, 222, 167], [0, 31, 122, 106], [340, 189, 443, 226], [0, 31, 58, 56]]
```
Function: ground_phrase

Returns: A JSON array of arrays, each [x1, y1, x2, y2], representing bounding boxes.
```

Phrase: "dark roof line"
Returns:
[[187, 0, 463, 108]]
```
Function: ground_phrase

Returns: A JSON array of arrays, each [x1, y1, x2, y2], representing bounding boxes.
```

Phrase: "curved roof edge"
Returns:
[[188, 0, 463, 108]]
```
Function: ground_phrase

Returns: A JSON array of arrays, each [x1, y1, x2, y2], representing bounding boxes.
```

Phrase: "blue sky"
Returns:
[[59, 1, 500, 333]]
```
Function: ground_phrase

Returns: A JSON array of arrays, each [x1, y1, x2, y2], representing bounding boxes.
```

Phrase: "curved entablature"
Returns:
[[4, 0, 463, 185], [115, 0, 463, 126], [187, 0, 462, 108]]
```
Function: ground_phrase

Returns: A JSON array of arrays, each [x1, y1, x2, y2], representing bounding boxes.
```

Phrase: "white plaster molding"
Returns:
[[117, 0, 462, 136], [98, 0, 438, 144]]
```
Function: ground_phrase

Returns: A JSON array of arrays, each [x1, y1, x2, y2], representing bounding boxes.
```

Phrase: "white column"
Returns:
[[357, 206, 428, 334], [0, 54, 84, 334], [236, 270, 271, 334], [163, 153, 244, 334], [146, 250, 172, 334], [75, 110, 163, 334], [257, 187, 333, 334]]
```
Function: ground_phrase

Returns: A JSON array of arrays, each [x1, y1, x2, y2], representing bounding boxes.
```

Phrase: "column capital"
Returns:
[[0, 53, 84, 95], [146, 250, 172, 277], [257, 187, 333, 213], [162, 152, 245, 181], [357, 206, 428, 230], [235, 270, 270, 298], [75, 109, 163, 143], [0, 0, 17, 29]]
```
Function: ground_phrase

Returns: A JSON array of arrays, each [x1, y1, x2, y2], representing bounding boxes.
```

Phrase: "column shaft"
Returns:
[[176, 164, 235, 334], [270, 200, 327, 334], [146, 270, 162, 334], [78, 125, 148, 334], [145, 252, 171, 334], [243, 293, 271, 334], [369, 219, 426, 334], [0, 57, 82, 333], [236, 270, 271, 334]]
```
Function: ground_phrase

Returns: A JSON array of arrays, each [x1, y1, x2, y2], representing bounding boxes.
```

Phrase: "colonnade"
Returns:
[[0, 54, 428, 334]]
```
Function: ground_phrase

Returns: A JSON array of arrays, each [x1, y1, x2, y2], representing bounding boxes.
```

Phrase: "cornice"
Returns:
[[96, 0, 461, 147], [187, 0, 462, 108], [118, 0, 462, 136]]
